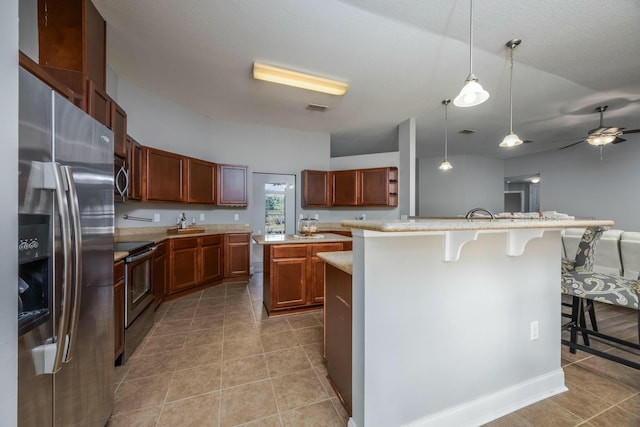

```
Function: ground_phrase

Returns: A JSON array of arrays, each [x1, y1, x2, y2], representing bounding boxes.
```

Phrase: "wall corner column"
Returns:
[[398, 118, 416, 218]]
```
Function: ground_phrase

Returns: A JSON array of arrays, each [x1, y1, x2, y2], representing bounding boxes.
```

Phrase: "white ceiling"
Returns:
[[94, 0, 640, 158]]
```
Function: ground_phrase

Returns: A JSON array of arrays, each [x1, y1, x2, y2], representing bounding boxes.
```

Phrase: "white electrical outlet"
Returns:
[[530, 321, 539, 341], [200, 213, 205, 221], [314, 214, 319, 220], [153, 213, 160, 222], [234, 214, 239, 221]]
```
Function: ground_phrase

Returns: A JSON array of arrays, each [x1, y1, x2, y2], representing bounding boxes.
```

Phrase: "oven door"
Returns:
[[124, 246, 156, 327]]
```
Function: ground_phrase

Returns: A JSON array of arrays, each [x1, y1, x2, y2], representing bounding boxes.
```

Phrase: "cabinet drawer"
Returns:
[[272, 245, 307, 259], [202, 234, 222, 246], [114, 260, 124, 282], [227, 233, 249, 244], [172, 237, 198, 250], [311, 243, 345, 256]]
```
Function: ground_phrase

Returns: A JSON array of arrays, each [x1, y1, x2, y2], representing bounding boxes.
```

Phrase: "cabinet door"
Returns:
[[360, 168, 389, 206], [143, 147, 186, 202], [271, 257, 308, 309], [325, 264, 353, 414], [201, 235, 223, 283], [310, 243, 345, 304], [169, 238, 200, 293], [224, 233, 250, 279], [331, 170, 359, 206], [86, 79, 110, 127], [111, 99, 127, 158], [153, 243, 167, 307], [127, 136, 142, 201], [302, 170, 331, 207], [188, 158, 216, 204], [113, 261, 125, 361], [217, 164, 248, 206]]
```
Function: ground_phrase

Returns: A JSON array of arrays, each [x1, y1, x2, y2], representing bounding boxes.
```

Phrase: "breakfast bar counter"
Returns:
[[340, 218, 613, 427]]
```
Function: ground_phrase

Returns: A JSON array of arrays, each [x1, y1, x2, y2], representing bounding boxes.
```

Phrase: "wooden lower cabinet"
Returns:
[[167, 233, 245, 297], [263, 242, 348, 315], [153, 242, 167, 309], [169, 237, 200, 293], [325, 263, 353, 415], [224, 233, 250, 281], [202, 235, 224, 283], [113, 260, 125, 362]]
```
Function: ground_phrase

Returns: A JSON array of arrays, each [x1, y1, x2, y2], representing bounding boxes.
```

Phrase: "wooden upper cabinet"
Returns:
[[111, 100, 127, 158], [127, 136, 142, 201], [86, 79, 110, 127], [38, 0, 106, 100], [302, 170, 331, 207], [187, 158, 216, 204], [217, 164, 248, 207], [142, 147, 186, 202], [360, 167, 390, 206], [332, 170, 360, 206]]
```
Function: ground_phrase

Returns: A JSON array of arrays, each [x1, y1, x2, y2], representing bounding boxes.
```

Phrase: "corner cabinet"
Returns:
[[217, 164, 248, 207], [142, 147, 187, 202], [360, 167, 398, 207]]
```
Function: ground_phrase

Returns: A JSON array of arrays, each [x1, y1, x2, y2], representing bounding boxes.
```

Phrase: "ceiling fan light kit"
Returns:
[[439, 99, 453, 171], [252, 62, 348, 95], [499, 38, 523, 148], [454, 0, 489, 108]]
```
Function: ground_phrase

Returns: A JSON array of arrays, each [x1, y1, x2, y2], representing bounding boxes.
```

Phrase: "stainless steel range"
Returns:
[[114, 241, 156, 362]]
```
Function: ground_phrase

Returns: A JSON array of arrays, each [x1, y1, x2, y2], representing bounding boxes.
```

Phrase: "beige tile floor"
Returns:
[[109, 275, 640, 427]]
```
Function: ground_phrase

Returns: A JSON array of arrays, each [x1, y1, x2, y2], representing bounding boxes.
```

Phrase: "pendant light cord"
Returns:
[[509, 46, 514, 133], [469, 0, 474, 76], [444, 103, 449, 160]]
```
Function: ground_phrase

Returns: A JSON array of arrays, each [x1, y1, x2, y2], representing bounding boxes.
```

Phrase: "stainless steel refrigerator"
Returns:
[[18, 68, 114, 426]]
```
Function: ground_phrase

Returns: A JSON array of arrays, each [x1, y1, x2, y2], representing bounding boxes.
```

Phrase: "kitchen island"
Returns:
[[339, 218, 613, 427], [253, 233, 352, 316]]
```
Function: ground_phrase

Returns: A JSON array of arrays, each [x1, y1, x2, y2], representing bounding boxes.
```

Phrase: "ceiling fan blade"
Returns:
[[622, 128, 640, 135], [611, 137, 626, 144], [559, 140, 584, 150]]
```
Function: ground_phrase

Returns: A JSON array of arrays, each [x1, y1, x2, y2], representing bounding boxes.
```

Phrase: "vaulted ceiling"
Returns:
[[95, 0, 640, 158]]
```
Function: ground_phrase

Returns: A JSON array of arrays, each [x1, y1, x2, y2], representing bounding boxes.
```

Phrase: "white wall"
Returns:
[[505, 142, 640, 230], [2, 0, 19, 423], [18, 0, 38, 61], [418, 154, 504, 217], [112, 76, 400, 228]]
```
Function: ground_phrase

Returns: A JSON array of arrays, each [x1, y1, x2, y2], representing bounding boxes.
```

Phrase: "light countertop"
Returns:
[[341, 218, 614, 233], [317, 251, 352, 275], [253, 233, 352, 245], [114, 252, 128, 263]]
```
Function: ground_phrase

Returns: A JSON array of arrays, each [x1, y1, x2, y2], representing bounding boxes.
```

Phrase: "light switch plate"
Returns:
[[200, 213, 205, 221], [153, 213, 160, 222]]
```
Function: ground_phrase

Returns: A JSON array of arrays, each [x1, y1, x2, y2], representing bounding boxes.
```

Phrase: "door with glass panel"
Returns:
[[250, 173, 296, 272]]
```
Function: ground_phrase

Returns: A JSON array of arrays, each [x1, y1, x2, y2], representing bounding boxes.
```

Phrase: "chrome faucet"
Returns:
[[465, 207, 495, 220]]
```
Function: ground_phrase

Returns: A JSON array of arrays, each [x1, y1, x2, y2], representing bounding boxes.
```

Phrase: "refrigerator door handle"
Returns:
[[115, 164, 129, 199], [51, 163, 73, 374], [61, 166, 82, 363]]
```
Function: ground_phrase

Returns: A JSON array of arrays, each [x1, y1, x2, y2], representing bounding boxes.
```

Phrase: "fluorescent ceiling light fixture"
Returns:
[[454, 0, 489, 107], [253, 62, 348, 95], [499, 39, 523, 148]]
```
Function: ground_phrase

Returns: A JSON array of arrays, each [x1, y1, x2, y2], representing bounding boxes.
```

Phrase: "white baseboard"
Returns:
[[404, 369, 567, 427]]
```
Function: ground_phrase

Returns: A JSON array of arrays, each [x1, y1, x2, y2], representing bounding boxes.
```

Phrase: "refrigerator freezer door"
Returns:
[[53, 92, 114, 427], [18, 68, 54, 427]]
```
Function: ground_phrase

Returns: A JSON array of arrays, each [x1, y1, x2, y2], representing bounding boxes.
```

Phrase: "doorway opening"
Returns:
[[504, 174, 541, 212]]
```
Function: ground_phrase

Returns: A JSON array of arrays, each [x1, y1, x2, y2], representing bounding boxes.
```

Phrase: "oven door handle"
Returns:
[[125, 246, 157, 263]]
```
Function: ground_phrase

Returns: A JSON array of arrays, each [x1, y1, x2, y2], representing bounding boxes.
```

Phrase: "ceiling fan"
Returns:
[[559, 105, 640, 150]]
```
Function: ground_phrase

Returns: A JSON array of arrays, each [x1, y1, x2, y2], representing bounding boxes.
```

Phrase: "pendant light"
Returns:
[[439, 99, 453, 171], [499, 39, 523, 147], [454, 0, 489, 108]]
